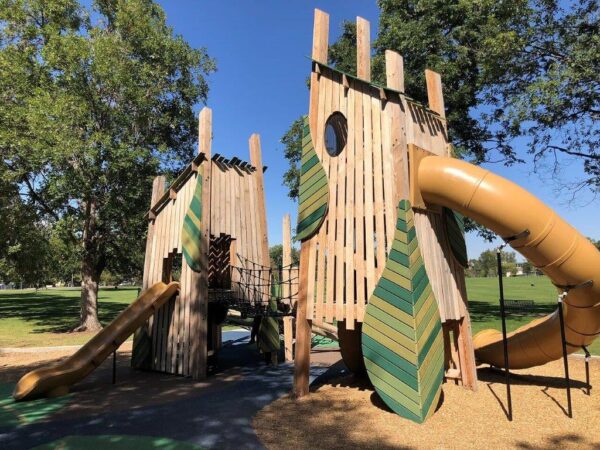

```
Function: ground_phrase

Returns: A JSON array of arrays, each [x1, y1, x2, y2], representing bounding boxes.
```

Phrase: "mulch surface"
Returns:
[[253, 357, 600, 449]]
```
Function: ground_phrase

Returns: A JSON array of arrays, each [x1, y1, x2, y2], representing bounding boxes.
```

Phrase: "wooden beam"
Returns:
[[293, 240, 312, 398], [190, 108, 212, 380], [199, 107, 212, 156], [312, 9, 329, 63], [249, 134, 270, 268], [282, 214, 293, 362], [385, 50, 404, 91], [356, 16, 371, 81], [425, 69, 445, 118]]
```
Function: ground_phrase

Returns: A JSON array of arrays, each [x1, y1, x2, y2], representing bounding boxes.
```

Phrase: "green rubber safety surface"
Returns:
[[0, 383, 70, 428], [362, 200, 444, 424], [296, 115, 328, 241], [31, 435, 205, 450]]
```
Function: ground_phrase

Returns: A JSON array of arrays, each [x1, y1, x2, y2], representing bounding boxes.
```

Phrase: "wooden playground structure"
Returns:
[[132, 107, 277, 379], [292, 9, 478, 399]]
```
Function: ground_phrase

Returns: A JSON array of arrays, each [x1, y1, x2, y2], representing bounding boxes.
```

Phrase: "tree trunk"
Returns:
[[77, 254, 102, 332], [75, 197, 102, 332]]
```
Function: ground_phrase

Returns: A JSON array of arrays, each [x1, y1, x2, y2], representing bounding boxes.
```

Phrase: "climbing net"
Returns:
[[210, 254, 299, 318]]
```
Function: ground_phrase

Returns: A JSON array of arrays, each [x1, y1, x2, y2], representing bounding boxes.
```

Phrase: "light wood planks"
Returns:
[[356, 17, 371, 81], [312, 9, 329, 64], [135, 106, 270, 379]]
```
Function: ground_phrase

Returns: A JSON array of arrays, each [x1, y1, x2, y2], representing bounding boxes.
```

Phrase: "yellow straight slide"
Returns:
[[13, 281, 179, 401], [417, 156, 600, 369]]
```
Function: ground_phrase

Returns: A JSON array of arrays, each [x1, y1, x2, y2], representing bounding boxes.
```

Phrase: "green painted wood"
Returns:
[[182, 170, 203, 272], [443, 207, 469, 268], [362, 199, 444, 424], [296, 115, 329, 241]]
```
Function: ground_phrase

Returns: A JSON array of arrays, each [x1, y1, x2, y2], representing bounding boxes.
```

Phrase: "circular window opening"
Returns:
[[324, 112, 347, 157]]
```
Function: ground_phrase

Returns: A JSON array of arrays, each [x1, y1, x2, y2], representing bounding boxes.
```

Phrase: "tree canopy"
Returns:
[[280, 0, 599, 210], [0, 0, 215, 329]]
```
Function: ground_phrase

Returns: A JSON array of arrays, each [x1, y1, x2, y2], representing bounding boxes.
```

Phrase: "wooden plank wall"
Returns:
[[140, 107, 270, 378], [301, 11, 468, 329]]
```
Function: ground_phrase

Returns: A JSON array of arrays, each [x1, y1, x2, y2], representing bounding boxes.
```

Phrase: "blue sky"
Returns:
[[157, 1, 599, 260]]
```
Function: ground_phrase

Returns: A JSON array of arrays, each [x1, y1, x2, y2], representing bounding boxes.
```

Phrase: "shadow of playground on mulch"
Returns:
[[0, 290, 130, 333]]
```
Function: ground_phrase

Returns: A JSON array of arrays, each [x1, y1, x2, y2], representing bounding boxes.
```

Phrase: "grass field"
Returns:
[[0, 276, 597, 354], [466, 275, 599, 355]]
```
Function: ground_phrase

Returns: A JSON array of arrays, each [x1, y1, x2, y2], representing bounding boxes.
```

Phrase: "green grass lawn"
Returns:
[[0, 276, 597, 355], [466, 275, 599, 355], [0, 287, 140, 347], [0, 287, 243, 348]]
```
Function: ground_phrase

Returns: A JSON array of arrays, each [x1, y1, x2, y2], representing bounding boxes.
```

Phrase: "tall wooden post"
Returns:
[[282, 214, 294, 362], [424, 70, 478, 391], [133, 175, 166, 369], [294, 8, 329, 397], [190, 107, 212, 380], [249, 134, 270, 268], [385, 50, 410, 202], [356, 16, 371, 81]]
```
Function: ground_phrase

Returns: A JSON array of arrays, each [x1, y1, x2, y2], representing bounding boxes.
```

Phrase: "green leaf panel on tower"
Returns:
[[362, 200, 444, 424], [295, 115, 328, 241], [182, 168, 204, 272], [443, 207, 468, 268]]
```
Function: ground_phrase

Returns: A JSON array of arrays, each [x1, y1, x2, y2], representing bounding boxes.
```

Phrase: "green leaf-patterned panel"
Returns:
[[443, 207, 468, 268], [362, 200, 444, 424], [182, 169, 203, 272], [295, 115, 329, 241]]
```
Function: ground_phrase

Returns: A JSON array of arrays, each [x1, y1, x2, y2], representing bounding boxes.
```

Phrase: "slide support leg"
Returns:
[[557, 292, 572, 418], [583, 346, 591, 396], [112, 349, 117, 385], [496, 245, 512, 421]]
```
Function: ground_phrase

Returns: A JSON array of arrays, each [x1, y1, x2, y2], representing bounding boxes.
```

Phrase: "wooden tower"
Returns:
[[293, 10, 478, 398], [133, 107, 270, 379]]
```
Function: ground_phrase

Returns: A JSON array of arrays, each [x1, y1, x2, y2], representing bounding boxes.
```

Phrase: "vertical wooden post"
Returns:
[[190, 107, 212, 380], [142, 176, 166, 290], [356, 17, 371, 81], [293, 7, 329, 398], [385, 50, 409, 201], [293, 240, 312, 397], [425, 70, 445, 118], [424, 71, 478, 391], [282, 214, 294, 362], [385, 50, 404, 91], [133, 175, 165, 369], [249, 134, 270, 268], [312, 9, 329, 63]]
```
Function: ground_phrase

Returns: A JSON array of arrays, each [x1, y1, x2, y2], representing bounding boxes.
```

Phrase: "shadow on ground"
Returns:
[[0, 332, 331, 450], [468, 300, 554, 325]]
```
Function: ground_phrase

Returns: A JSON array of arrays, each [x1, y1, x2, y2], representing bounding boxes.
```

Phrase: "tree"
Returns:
[[478, 0, 600, 192], [280, 1, 598, 235], [589, 237, 600, 251], [0, 0, 215, 330], [269, 244, 300, 269], [467, 249, 517, 277]]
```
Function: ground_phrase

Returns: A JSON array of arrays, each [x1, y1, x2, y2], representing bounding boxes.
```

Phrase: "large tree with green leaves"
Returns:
[[280, 0, 599, 209], [0, 0, 215, 330]]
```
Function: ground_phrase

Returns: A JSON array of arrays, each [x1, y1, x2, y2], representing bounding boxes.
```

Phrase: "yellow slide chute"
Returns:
[[416, 156, 600, 369], [13, 281, 179, 401]]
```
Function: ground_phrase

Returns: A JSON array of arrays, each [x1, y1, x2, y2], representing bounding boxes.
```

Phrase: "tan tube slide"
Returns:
[[417, 156, 600, 369], [13, 281, 179, 401]]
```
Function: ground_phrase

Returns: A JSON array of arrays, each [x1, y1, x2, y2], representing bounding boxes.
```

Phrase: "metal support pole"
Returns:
[[496, 245, 512, 421], [583, 346, 591, 396], [557, 292, 572, 418], [112, 349, 117, 385]]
